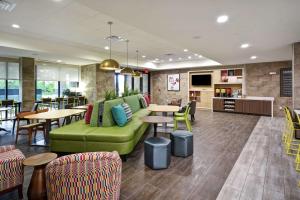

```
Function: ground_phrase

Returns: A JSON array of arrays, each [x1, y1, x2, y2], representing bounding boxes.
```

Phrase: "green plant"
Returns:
[[132, 89, 140, 95], [62, 89, 71, 97], [105, 90, 118, 101], [122, 84, 130, 97]]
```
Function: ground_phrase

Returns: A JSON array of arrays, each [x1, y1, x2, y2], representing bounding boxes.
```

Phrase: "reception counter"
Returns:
[[212, 96, 274, 117]]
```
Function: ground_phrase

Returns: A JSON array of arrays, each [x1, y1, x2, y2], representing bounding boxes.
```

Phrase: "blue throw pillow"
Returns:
[[111, 104, 128, 127]]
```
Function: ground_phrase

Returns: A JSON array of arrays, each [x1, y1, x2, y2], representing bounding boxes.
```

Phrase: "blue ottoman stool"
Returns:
[[144, 137, 171, 170], [170, 130, 193, 157]]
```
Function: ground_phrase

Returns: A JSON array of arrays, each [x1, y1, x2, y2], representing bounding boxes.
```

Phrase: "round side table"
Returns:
[[23, 153, 57, 200]]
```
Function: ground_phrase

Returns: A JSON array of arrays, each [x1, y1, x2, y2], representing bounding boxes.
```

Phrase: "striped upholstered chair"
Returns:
[[45, 151, 122, 200], [0, 145, 25, 199]]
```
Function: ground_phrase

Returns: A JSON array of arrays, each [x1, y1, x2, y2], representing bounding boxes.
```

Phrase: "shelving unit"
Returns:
[[224, 99, 235, 112], [189, 91, 201, 102]]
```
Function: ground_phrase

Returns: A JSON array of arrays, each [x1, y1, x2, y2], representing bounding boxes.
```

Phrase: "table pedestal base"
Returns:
[[27, 165, 47, 200]]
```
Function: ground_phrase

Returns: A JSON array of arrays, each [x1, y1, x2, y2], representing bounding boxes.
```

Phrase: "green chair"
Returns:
[[174, 105, 192, 131]]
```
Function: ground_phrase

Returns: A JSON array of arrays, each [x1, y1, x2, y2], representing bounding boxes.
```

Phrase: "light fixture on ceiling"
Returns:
[[194, 53, 198, 56], [142, 55, 146, 58], [57, 60, 62, 63], [100, 21, 120, 71], [133, 50, 141, 77], [250, 56, 257, 60], [121, 40, 134, 75], [217, 15, 228, 23], [198, 55, 203, 58], [240, 43, 250, 48], [188, 56, 192, 59], [104, 46, 109, 50], [0, 0, 16, 12], [169, 58, 173, 62], [178, 57, 182, 60], [183, 49, 188, 52], [11, 24, 20, 29]]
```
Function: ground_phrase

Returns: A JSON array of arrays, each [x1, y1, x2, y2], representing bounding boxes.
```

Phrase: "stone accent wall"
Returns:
[[96, 65, 115, 100], [151, 61, 292, 117], [151, 69, 189, 106], [81, 64, 97, 103], [20, 57, 35, 111], [245, 61, 292, 116], [81, 63, 115, 103], [293, 42, 300, 109]]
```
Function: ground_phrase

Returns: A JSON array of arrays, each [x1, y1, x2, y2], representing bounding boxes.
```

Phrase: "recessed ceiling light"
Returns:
[[250, 56, 257, 60], [57, 60, 62, 63], [53, 0, 63, 2], [240, 43, 250, 48], [217, 15, 229, 23], [142, 55, 146, 58], [155, 58, 159, 61], [11, 24, 20, 29], [194, 53, 198, 56], [178, 57, 182, 60], [183, 49, 188, 52], [169, 58, 173, 62], [188, 56, 192, 59], [198, 55, 203, 58], [104, 46, 109, 50]]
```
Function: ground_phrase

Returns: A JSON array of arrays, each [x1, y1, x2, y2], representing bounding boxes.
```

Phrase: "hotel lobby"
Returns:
[[0, 0, 300, 199]]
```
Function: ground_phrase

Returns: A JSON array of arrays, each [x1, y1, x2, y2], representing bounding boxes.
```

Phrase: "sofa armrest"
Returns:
[[0, 145, 16, 153]]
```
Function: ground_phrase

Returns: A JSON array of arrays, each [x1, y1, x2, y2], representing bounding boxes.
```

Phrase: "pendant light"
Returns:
[[100, 21, 120, 71], [120, 40, 134, 75], [133, 50, 141, 77]]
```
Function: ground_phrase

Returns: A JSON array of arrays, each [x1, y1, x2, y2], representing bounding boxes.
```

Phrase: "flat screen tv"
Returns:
[[191, 74, 211, 86]]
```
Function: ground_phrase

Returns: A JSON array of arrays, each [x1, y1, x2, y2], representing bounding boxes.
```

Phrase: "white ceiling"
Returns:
[[0, 0, 299, 69]]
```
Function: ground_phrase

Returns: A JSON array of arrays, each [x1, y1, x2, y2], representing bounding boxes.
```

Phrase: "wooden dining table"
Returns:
[[148, 104, 180, 132], [24, 109, 85, 146]]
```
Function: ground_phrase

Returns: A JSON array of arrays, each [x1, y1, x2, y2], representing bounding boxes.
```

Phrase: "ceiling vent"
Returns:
[[0, 0, 16, 12]]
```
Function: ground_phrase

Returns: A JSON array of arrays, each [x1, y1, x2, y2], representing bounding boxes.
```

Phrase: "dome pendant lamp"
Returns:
[[100, 21, 120, 71], [120, 40, 134, 75], [133, 50, 141, 77]]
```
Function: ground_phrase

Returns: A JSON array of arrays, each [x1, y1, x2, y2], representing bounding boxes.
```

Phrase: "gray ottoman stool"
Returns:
[[144, 137, 171, 170], [171, 130, 193, 157]]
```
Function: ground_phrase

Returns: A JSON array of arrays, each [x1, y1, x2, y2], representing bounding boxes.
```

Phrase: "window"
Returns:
[[280, 68, 292, 97], [142, 74, 149, 94], [133, 76, 141, 92], [36, 81, 59, 100], [0, 61, 21, 101], [36, 63, 80, 99]]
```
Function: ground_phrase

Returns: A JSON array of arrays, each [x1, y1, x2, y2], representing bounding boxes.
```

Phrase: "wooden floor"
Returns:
[[217, 117, 300, 200], [0, 110, 260, 200]]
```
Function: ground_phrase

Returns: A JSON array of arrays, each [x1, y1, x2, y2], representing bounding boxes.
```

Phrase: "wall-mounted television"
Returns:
[[191, 74, 212, 86]]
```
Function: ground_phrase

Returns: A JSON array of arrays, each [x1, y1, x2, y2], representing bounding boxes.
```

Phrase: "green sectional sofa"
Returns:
[[50, 95, 151, 157]]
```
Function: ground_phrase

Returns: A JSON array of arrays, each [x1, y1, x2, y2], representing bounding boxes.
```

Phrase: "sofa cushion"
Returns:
[[85, 104, 93, 124], [50, 120, 97, 141], [122, 103, 132, 121], [90, 100, 103, 127], [132, 108, 152, 119], [102, 98, 125, 127], [144, 95, 150, 105], [139, 97, 147, 108], [111, 104, 127, 127], [86, 119, 143, 143], [123, 95, 141, 114]]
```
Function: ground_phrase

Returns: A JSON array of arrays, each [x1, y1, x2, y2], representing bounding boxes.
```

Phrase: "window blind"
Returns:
[[7, 62, 19, 79], [0, 62, 6, 79], [36, 64, 80, 82]]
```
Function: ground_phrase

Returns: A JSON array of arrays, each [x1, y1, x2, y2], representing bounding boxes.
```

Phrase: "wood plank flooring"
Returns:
[[217, 117, 300, 200], [0, 110, 260, 200]]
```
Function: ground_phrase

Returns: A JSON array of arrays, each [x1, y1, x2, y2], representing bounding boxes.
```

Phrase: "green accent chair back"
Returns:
[[174, 105, 192, 131]]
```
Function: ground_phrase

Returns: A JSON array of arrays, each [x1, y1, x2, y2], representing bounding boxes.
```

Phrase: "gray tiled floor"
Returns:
[[217, 117, 300, 200]]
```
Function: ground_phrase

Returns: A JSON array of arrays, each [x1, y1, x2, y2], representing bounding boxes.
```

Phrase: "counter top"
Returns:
[[212, 96, 275, 101]]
